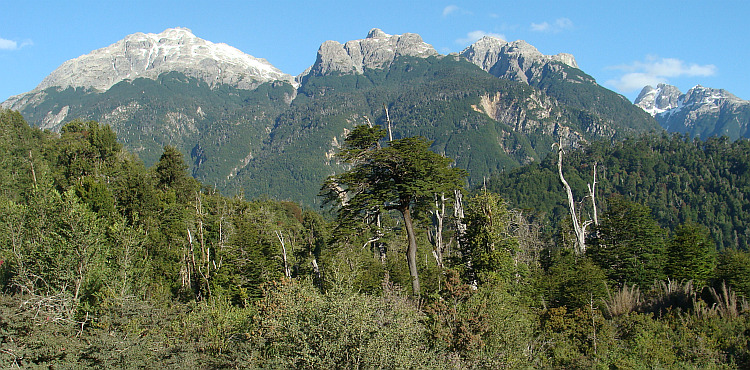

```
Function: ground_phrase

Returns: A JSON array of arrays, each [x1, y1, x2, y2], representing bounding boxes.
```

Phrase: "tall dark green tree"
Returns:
[[153, 145, 200, 203], [715, 250, 750, 298], [587, 197, 666, 287], [322, 125, 466, 296], [665, 222, 715, 286]]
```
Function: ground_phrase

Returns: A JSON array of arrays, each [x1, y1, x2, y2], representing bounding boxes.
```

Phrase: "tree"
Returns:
[[458, 192, 518, 286], [715, 250, 750, 299], [322, 125, 466, 296], [554, 140, 598, 255], [154, 145, 190, 190], [665, 222, 715, 286], [587, 197, 666, 287], [153, 145, 199, 203]]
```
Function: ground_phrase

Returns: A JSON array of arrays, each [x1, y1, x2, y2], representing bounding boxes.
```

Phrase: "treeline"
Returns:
[[489, 134, 750, 250], [2, 109, 750, 368]]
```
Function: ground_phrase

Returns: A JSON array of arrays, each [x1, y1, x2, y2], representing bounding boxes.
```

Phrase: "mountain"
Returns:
[[2, 28, 294, 130], [44, 27, 293, 92], [459, 36, 579, 84], [2, 28, 660, 205], [635, 83, 750, 140], [460, 36, 657, 136], [299, 28, 438, 78]]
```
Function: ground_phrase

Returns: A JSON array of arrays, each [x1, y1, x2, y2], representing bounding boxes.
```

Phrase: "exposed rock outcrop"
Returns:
[[301, 28, 438, 78], [2, 28, 294, 112], [460, 36, 582, 84]]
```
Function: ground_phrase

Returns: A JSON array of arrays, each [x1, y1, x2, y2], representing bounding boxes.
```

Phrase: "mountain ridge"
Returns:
[[2, 28, 294, 112], [635, 83, 750, 139], [1, 27, 663, 205]]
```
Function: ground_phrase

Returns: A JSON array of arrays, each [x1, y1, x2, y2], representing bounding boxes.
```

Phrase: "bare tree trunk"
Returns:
[[588, 162, 599, 227], [276, 231, 292, 279], [428, 193, 447, 268], [401, 207, 420, 296], [28, 150, 38, 190], [453, 189, 466, 250], [383, 103, 393, 142], [556, 141, 591, 255]]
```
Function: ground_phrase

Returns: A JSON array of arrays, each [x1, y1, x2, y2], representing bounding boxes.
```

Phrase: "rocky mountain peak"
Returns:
[[682, 85, 744, 107], [303, 28, 438, 77], [635, 83, 750, 139], [32, 28, 294, 94], [460, 36, 579, 84], [635, 83, 747, 117], [634, 83, 683, 115]]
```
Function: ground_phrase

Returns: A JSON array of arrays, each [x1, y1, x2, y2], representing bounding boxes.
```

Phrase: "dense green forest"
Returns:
[[2, 109, 750, 368], [487, 134, 750, 250]]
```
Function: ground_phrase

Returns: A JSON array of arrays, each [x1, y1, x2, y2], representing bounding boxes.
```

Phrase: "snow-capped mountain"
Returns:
[[635, 84, 750, 139], [45, 27, 294, 91], [2, 28, 294, 111]]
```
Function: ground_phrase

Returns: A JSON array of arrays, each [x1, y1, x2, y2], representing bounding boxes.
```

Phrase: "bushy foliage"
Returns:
[[253, 279, 441, 368], [588, 196, 667, 287], [1, 111, 749, 367]]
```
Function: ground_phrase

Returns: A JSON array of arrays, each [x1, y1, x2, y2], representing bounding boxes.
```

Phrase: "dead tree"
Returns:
[[276, 231, 292, 279], [428, 193, 447, 268], [555, 139, 598, 255], [383, 103, 394, 141]]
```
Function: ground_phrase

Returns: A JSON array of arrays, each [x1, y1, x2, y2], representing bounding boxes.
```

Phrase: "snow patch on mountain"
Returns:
[[33, 28, 294, 94]]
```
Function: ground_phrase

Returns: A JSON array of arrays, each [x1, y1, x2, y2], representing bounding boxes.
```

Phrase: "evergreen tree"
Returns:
[[588, 197, 666, 287], [322, 124, 466, 296], [665, 222, 715, 286], [459, 192, 518, 286]]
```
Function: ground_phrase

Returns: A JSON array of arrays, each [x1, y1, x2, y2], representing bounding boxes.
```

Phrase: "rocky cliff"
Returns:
[[459, 36, 583, 84], [300, 28, 438, 78]]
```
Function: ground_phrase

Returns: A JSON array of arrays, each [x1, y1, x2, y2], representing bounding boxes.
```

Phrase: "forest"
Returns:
[[1, 108, 750, 368]]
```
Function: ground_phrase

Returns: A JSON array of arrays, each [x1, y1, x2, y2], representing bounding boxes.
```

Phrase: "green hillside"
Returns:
[[13, 56, 660, 206], [488, 134, 750, 250]]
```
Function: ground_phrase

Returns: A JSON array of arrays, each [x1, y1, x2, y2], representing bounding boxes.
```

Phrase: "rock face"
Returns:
[[301, 28, 438, 78], [460, 36, 581, 84], [634, 84, 683, 115], [635, 84, 750, 139], [3, 28, 293, 111]]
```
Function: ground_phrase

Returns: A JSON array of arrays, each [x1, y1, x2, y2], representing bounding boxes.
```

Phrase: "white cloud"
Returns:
[[531, 18, 574, 33], [0, 37, 32, 50], [456, 30, 505, 45], [442, 5, 472, 17], [0, 38, 18, 50], [606, 56, 717, 93], [443, 5, 460, 17]]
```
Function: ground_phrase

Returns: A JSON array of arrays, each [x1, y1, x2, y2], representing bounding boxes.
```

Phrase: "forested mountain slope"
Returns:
[[2, 29, 661, 205], [488, 134, 750, 249]]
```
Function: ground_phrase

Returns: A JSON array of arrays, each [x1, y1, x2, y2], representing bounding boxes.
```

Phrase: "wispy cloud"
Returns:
[[530, 18, 573, 33], [456, 30, 505, 45], [0, 37, 32, 50], [442, 5, 472, 17], [443, 5, 460, 17], [606, 56, 717, 92]]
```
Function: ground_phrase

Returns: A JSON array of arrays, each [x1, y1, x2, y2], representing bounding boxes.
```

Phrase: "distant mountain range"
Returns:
[[5, 27, 741, 204], [635, 84, 750, 140]]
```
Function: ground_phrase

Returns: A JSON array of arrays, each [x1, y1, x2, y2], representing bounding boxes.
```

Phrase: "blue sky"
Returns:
[[1, 0, 747, 103]]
